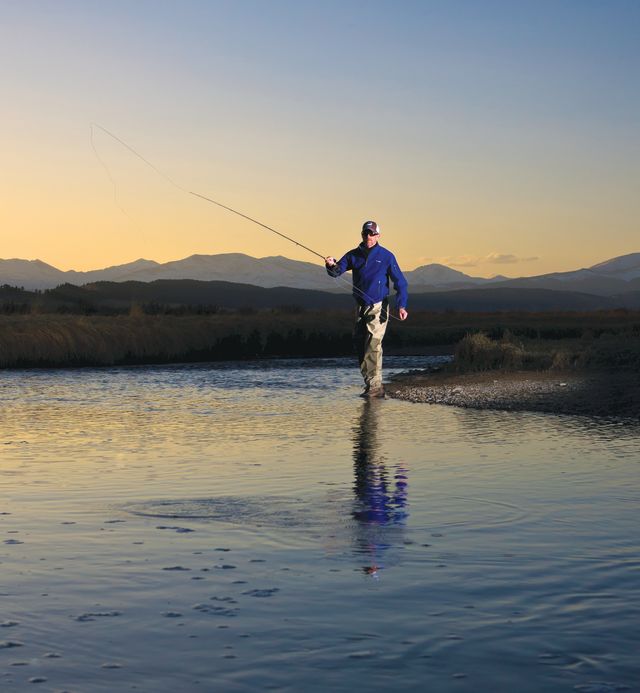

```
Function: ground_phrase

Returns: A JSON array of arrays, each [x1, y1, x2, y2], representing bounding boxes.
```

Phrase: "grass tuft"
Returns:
[[451, 330, 640, 372]]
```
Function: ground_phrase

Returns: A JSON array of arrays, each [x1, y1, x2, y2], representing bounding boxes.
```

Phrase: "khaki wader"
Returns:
[[354, 299, 389, 390]]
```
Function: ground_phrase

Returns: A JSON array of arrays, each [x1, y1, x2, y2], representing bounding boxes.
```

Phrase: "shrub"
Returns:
[[452, 332, 551, 372]]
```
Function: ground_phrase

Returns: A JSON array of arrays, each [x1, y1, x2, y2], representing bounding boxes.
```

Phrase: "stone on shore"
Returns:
[[387, 369, 640, 419]]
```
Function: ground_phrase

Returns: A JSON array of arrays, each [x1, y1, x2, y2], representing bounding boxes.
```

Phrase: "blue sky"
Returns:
[[1, 0, 638, 273]]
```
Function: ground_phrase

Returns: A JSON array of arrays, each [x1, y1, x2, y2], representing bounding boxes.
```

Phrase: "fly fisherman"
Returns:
[[325, 221, 408, 398]]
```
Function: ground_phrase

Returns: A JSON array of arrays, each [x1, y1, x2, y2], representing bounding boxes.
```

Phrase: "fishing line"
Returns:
[[89, 123, 132, 219], [89, 122, 402, 320], [89, 124, 153, 241]]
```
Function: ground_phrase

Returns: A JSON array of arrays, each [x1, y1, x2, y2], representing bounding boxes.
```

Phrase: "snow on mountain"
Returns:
[[0, 254, 340, 291], [0, 259, 67, 289], [404, 263, 488, 286], [2, 251, 640, 294], [0, 258, 167, 290], [111, 254, 338, 291], [489, 255, 640, 295], [80, 258, 161, 283], [589, 253, 640, 280]]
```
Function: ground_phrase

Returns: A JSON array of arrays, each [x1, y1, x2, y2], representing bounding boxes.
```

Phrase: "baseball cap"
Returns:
[[362, 220, 380, 235]]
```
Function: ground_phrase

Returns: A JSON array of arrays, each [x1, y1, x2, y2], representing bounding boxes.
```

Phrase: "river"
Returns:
[[1, 357, 639, 692]]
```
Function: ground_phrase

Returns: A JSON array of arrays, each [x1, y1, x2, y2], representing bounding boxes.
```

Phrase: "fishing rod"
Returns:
[[188, 191, 325, 261], [89, 123, 402, 319], [90, 122, 326, 260]]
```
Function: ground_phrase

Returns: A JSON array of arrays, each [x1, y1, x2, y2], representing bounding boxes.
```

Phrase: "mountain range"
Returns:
[[2, 251, 640, 297]]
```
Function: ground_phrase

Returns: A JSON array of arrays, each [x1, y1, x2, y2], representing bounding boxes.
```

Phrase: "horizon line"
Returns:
[[1, 249, 638, 282]]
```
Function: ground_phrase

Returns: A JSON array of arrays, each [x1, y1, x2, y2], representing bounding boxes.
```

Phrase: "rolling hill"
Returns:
[[2, 251, 640, 302], [4, 279, 639, 313]]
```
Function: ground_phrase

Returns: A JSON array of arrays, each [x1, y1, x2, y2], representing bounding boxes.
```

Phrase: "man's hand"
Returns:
[[398, 308, 408, 320], [325, 256, 337, 267]]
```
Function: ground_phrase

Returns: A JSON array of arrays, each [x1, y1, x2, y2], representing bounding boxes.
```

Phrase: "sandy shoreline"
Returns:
[[387, 368, 640, 420]]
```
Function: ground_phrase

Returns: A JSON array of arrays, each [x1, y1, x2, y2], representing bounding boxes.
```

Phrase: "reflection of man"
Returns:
[[352, 400, 409, 576], [325, 221, 408, 398]]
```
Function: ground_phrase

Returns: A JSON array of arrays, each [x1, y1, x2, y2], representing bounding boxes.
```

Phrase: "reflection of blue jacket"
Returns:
[[327, 243, 408, 308]]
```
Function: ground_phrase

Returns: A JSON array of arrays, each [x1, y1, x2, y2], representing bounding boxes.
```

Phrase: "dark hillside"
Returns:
[[3, 280, 640, 315]]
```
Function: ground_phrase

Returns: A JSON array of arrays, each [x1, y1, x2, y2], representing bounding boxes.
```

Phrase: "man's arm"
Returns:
[[388, 254, 408, 320]]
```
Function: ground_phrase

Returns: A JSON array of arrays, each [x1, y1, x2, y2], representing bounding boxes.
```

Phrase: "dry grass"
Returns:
[[2, 309, 640, 369], [450, 330, 640, 373], [451, 332, 541, 371], [0, 313, 355, 368]]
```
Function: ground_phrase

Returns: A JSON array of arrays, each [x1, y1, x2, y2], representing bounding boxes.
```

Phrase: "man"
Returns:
[[325, 220, 408, 398]]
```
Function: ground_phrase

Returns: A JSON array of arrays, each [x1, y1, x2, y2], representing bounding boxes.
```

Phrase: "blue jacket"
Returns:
[[326, 243, 408, 308]]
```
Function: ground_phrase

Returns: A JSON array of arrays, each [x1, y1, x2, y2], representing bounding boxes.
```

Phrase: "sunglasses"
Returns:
[[363, 231, 380, 237]]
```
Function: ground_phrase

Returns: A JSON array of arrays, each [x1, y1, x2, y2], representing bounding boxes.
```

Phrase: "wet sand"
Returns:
[[387, 369, 640, 419]]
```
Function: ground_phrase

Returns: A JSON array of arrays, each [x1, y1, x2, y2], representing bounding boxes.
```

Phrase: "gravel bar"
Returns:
[[386, 369, 640, 420]]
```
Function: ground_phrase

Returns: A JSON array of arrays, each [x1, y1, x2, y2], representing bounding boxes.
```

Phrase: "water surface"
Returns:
[[1, 358, 639, 692]]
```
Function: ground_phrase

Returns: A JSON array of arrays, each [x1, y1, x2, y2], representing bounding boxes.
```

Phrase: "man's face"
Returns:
[[362, 232, 380, 249]]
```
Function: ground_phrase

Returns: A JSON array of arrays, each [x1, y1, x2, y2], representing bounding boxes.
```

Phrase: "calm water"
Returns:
[[1, 357, 639, 693]]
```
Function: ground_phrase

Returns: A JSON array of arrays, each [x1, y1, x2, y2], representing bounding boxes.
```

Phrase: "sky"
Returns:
[[1, 0, 638, 276]]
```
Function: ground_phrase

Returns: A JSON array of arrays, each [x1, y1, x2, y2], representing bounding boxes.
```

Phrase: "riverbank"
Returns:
[[1, 310, 638, 369], [387, 368, 640, 419]]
